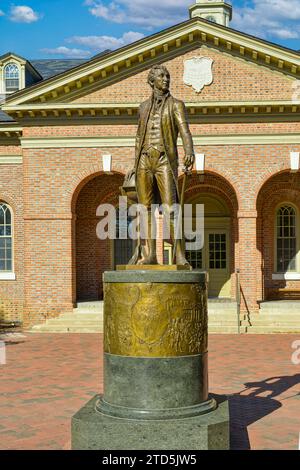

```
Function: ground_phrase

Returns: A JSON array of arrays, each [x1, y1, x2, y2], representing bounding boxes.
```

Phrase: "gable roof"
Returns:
[[0, 110, 14, 122], [2, 16, 300, 109], [0, 51, 28, 63], [29, 51, 111, 79], [31, 59, 87, 79]]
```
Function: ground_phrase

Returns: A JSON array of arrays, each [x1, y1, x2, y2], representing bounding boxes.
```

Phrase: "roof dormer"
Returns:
[[0, 52, 42, 103]]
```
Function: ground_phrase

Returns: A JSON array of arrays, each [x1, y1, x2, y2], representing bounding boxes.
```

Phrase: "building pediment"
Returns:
[[1, 17, 299, 114], [0, 52, 27, 66]]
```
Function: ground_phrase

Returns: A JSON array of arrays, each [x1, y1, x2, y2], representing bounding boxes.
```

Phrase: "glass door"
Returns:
[[206, 231, 230, 297]]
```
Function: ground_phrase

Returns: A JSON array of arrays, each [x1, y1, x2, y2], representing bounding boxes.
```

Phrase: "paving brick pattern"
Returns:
[[1, 333, 300, 450]]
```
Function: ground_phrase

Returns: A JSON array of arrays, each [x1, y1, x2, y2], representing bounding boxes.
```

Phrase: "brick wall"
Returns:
[[0, 160, 24, 323], [257, 171, 300, 300], [73, 45, 296, 104], [75, 173, 123, 301]]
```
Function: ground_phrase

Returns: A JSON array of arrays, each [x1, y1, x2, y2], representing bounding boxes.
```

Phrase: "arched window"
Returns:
[[0, 203, 13, 272], [276, 205, 297, 272], [4, 63, 20, 93]]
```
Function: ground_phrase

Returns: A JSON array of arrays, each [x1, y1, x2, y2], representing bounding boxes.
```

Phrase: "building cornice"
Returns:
[[3, 101, 300, 121], [0, 125, 23, 141], [21, 134, 300, 149]]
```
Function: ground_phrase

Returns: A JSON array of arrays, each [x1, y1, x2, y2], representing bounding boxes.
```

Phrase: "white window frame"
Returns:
[[0, 202, 15, 280], [4, 62, 20, 94], [273, 203, 299, 277]]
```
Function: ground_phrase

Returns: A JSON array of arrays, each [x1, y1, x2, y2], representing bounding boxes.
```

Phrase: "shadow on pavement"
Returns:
[[225, 374, 300, 449]]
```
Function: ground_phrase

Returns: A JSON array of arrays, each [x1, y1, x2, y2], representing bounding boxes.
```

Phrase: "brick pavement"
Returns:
[[0, 332, 300, 450]]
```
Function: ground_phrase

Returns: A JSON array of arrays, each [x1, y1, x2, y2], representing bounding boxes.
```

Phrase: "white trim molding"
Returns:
[[0, 272, 16, 280], [102, 154, 112, 172], [195, 153, 205, 172], [21, 134, 300, 149], [290, 151, 300, 172], [0, 155, 22, 164]]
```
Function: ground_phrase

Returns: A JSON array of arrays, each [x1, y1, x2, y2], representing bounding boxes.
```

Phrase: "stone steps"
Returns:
[[259, 301, 300, 313], [30, 301, 104, 333], [248, 301, 300, 333], [31, 299, 248, 334], [208, 311, 250, 334], [248, 326, 300, 334]]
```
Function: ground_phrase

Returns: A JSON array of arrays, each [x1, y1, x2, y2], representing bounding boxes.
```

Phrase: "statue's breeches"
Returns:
[[137, 148, 177, 209]]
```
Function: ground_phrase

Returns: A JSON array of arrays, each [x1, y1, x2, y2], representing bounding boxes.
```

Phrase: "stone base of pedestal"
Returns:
[[71, 395, 229, 450]]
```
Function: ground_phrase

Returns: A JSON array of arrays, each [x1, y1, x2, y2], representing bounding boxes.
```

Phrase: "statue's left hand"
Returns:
[[124, 169, 135, 183], [184, 154, 195, 172]]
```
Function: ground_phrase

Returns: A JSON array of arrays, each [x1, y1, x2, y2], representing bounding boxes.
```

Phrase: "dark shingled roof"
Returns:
[[0, 110, 14, 123], [30, 52, 110, 79], [30, 59, 88, 79]]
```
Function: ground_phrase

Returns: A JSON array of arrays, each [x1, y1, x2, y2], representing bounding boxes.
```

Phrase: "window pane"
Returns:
[[114, 210, 134, 267], [5, 79, 19, 92], [0, 207, 4, 225], [209, 233, 227, 269], [0, 204, 13, 271], [276, 205, 297, 272], [4, 64, 19, 78], [185, 249, 203, 269], [4, 64, 19, 92], [6, 209, 11, 225]]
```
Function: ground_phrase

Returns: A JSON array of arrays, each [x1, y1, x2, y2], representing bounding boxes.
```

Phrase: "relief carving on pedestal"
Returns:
[[104, 282, 207, 357]]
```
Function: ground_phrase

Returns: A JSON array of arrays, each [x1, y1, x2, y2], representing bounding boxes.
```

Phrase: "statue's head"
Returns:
[[147, 65, 170, 93]]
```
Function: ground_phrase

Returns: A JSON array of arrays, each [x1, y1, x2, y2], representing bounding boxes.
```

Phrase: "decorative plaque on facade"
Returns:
[[183, 57, 214, 93]]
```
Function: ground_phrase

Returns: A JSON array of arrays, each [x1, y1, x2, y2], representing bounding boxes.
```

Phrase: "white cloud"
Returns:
[[41, 47, 91, 58], [9, 5, 41, 23], [84, 0, 300, 41], [0, 10, 5, 16], [85, 0, 189, 28], [232, 0, 300, 40], [68, 31, 144, 51]]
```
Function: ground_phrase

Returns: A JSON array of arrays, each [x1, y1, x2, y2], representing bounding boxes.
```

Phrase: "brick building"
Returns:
[[1, 1, 300, 332]]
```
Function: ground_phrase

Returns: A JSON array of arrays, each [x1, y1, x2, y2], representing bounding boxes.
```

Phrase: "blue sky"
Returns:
[[0, 1, 299, 59]]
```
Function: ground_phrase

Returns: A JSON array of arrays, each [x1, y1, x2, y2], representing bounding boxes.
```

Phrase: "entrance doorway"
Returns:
[[185, 229, 230, 297], [185, 193, 232, 297]]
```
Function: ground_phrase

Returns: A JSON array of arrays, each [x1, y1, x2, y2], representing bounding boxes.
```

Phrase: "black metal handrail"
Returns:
[[236, 269, 241, 334]]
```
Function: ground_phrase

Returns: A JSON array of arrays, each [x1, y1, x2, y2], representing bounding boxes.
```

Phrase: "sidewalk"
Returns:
[[1, 332, 300, 450]]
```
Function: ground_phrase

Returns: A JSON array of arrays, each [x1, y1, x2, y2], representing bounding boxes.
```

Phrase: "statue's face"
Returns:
[[152, 69, 170, 92]]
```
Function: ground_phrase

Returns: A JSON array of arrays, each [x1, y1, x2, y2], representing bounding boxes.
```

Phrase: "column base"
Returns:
[[71, 395, 230, 450]]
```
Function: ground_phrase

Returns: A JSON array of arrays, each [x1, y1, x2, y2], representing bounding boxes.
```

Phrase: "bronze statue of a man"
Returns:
[[126, 64, 195, 265]]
